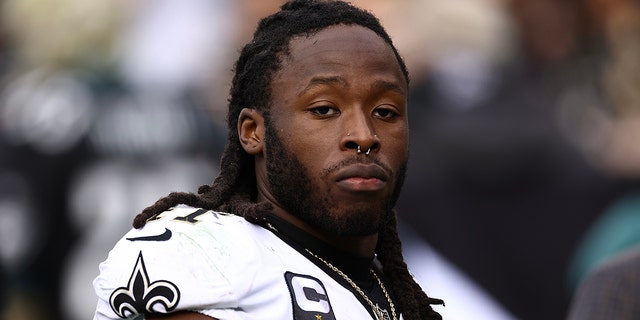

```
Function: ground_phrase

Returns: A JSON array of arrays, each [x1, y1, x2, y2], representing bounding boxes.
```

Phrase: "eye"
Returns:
[[309, 106, 340, 117], [373, 106, 399, 120]]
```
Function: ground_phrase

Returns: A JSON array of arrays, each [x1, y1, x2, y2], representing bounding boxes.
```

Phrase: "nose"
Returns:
[[342, 112, 380, 155]]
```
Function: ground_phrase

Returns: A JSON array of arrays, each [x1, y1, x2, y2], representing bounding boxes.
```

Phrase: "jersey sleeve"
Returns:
[[93, 207, 261, 320]]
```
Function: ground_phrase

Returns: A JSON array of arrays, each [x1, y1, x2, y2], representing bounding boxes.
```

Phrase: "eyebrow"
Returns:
[[298, 76, 405, 97], [370, 79, 406, 96], [298, 76, 348, 97]]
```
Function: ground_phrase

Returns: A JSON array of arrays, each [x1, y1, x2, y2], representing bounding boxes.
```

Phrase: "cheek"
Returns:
[[269, 115, 294, 144], [288, 139, 328, 174], [274, 115, 337, 153], [383, 141, 409, 173], [384, 127, 409, 154], [270, 119, 329, 169]]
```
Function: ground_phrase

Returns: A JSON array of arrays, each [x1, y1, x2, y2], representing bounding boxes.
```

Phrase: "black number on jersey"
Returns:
[[173, 209, 208, 224]]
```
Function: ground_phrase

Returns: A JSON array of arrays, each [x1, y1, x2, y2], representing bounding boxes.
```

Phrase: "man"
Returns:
[[93, 0, 444, 319]]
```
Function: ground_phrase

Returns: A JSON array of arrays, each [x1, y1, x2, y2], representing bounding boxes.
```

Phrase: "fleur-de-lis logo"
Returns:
[[109, 252, 180, 318]]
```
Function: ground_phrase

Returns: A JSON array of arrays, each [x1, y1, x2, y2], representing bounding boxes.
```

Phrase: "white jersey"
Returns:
[[93, 206, 399, 320]]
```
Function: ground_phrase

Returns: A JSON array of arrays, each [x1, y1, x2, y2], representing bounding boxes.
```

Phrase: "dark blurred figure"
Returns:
[[397, 0, 632, 319], [565, 1, 640, 318], [567, 245, 640, 319], [0, 4, 82, 318], [0, 1, 232, 319]]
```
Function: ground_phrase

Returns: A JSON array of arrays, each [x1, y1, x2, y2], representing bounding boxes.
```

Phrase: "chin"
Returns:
[[327, 206, 386, 236]]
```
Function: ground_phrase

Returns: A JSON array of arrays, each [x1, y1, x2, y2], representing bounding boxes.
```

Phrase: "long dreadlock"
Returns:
[[132, 0, 443, 318]]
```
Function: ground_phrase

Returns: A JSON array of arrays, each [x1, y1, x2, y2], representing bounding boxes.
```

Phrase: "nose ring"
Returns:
[[357, 145, 371, 156]]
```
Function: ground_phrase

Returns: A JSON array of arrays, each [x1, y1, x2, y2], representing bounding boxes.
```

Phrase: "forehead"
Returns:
[[286, 24, 393, 58], [275, 24, 406, 88]]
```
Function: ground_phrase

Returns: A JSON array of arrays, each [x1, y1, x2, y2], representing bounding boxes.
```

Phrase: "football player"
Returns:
[[93, 1, 444, 319]]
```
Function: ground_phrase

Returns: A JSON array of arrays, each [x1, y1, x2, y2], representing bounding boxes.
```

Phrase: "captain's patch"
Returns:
[[285, 272, 336, 320]]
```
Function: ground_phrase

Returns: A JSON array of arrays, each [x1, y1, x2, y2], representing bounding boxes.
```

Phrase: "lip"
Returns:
[[334, 163, 390, 192]]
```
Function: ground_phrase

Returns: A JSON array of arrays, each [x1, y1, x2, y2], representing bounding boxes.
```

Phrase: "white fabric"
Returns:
[[93, 206, 387, 320]]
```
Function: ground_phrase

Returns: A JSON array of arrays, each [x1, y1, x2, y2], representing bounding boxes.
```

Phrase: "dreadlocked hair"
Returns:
[[377, 210, 445, 319], [131, 0, 442, 318]]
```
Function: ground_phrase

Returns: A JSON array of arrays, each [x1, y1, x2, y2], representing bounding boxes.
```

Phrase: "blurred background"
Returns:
[[0, 0, 638, 319]]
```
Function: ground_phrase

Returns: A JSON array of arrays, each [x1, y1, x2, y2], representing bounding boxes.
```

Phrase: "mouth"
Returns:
[[334, 163, 390, 192]]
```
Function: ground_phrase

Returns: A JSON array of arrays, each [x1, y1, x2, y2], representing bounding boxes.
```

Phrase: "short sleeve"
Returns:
[[93, 207, 261, 319]]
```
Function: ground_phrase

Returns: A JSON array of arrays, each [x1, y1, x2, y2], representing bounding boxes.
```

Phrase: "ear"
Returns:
[[238, 108, 265, 155]]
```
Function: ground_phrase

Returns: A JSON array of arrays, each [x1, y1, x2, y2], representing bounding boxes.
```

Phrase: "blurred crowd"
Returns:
[[0, 0, 638, 319]]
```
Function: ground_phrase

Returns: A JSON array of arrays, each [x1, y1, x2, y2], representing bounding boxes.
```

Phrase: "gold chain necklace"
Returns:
[[264, 222, 397, 320], [304, 249, 397, 320]]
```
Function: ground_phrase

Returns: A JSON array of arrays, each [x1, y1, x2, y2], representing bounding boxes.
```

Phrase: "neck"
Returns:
[[269, 208, 378, 257]]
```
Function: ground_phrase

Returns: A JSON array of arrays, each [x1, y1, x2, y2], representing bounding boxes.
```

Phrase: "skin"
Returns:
[[149, 24, 409, 320], [241, 24, 408, 255]]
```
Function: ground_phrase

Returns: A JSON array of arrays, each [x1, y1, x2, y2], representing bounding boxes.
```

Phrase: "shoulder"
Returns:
[[107, 206, 259, 267], [93, 206, 269, 319], [567, 247, 640, 319], [583, 247, 640, 288]]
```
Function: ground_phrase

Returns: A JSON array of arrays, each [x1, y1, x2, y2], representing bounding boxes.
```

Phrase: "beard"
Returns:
[[264, 119, 407, 236]]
